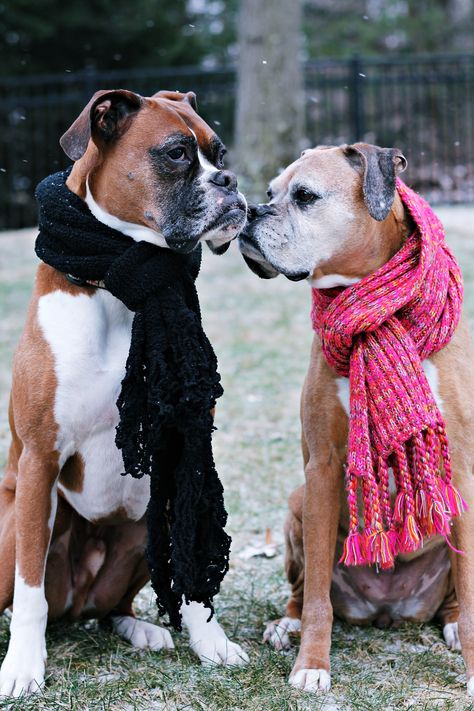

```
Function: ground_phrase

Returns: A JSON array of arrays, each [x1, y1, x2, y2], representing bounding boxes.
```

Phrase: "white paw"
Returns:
[[443, 622, 462, 651], [263, 616, 301, 651], [0, 645, 45, 698], [190, 634, 249, 667], [467, 675, 474, 696], [289, 668, 331, 693], [180, 600, 249, 667], [111, 615, 174, 651]]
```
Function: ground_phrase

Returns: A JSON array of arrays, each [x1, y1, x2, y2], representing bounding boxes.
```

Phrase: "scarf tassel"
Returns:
[[415, 488, 451, 537], [339, 531, 367, 566], [399, 512, 422, 553], [439, 479, 468, 518], [365, 527, 396, 569]]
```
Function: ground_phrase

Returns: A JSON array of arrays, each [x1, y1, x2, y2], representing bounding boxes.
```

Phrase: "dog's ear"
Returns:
[[343, 143, 407, 221], [152, 90, 198, 112], [60, 89, 143, 161]]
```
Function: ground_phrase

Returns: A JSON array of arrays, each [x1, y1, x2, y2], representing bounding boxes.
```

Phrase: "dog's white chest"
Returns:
[[37, 288, 150, 522]]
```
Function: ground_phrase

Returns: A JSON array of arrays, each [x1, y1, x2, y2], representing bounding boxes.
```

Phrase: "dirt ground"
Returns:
[[0, 206, 474, 710]]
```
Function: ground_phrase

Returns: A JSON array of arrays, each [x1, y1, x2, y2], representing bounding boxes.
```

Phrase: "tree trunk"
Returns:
[[234, 0, 304, 198], [449, 0, 473, 49]]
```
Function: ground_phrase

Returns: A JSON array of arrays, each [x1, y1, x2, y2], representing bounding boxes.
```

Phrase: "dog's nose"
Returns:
[[247, 202, 259, 221], [255, 203, 277, 218], [209, 170, 238, 192], [247, 203, 277, 222]]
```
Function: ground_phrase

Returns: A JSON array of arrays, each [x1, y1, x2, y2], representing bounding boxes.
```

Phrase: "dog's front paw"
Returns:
[[111, 615, 174, 651], [289, 668, 331, 693], [0, 644, 46, 698], [190, 634, 249, 667], [443, 622, 462, 651], [468, 675, 474, 696], [263, 616, 301, 651]]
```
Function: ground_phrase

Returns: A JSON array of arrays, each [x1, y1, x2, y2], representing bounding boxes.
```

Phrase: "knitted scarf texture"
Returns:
[[311, 179, 466, 569], [35, 168, 230, 628]]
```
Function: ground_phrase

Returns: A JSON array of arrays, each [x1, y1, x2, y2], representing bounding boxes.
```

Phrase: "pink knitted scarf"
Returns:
[[311, 179, 466, 569]]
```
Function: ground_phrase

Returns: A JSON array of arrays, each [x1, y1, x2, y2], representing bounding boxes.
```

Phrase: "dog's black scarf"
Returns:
[[35, 167, 231, 629]]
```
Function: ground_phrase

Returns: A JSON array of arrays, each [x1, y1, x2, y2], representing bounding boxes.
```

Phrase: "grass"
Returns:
[[1, 208, 474, 710]]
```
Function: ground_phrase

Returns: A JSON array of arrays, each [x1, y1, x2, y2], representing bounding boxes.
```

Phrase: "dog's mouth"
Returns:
[[238, 235, 279, 279], [206, 198, 247, 233], [239, 234, 309, 281], [205, 196, 248, 254]]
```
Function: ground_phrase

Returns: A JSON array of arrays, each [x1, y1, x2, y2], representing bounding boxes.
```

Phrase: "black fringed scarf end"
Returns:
[[35, 168, 231, 628]]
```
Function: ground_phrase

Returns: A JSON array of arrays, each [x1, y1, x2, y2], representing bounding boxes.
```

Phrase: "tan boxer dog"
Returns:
[[0, 89, 249, 698], [239, 143, 474, 695]]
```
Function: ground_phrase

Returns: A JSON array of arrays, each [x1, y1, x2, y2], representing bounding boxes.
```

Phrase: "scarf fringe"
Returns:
[[341, 426, 467, 569]]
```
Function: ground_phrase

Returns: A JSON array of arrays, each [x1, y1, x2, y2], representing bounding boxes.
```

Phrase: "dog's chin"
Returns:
[[242, 254, 279, 279], [204, 206, 248, 255], [284, 270, 310, 282], [206, 240, 232, 255], [238, 235, 279, 279], [165, 237, 200, 254]]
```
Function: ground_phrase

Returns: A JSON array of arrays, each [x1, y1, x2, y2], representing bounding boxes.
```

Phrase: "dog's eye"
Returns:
[[266, 188, 273, 199], [167, 147, 187, 161], [294, 188, 318, 205]]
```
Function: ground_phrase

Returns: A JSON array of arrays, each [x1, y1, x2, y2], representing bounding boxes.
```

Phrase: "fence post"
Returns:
[[349, 54, 365, 142]]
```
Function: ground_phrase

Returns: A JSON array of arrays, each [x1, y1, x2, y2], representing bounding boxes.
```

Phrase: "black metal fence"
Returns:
[[1, 54, 473, 230]]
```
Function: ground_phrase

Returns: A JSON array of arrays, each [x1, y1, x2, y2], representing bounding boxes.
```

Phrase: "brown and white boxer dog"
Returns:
[[239, 143, 474, 695], [0, 89, 248, 698]]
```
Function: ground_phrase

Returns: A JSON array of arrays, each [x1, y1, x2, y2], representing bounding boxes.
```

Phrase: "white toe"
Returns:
[[289, 668, 331, 693], [192, 637, 249, 667], [111, 616, 174, 651], [0, 644, 45, 698], [0, 671, 44, 698], [443, 622, 462, 651], [263, 616, 301, 651], [180, 601, 248, 667], [468, 675, 474, 696]]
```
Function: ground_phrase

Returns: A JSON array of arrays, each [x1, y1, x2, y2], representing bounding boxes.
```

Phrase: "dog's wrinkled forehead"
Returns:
[[268, 145, 359, 199], [126, 93, 225, 166]]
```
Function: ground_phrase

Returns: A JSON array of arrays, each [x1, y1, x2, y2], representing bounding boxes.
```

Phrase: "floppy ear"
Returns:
[[343, 143, 407, 221], [60, 89, 143, 161], [152, 90, 198, 112]]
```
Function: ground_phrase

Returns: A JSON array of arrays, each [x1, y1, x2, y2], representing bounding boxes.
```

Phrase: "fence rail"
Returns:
[[1, 54, 473, 230]]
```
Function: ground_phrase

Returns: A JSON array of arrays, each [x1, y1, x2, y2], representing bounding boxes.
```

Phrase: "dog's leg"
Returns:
[[0, 483, 16, 613], [0, 450, 59, 698], [109, 557, 174, 652], [447, 460, 474, 694], [288, 453, 343, 693], [264, 486, 304, 650], [436, 573, 461, 651], [181, 601, 249, 666]]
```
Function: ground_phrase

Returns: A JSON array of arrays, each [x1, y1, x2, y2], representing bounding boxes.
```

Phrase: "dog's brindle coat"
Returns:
[[239, 143, 474, 695], [0, 89, 249, 698]]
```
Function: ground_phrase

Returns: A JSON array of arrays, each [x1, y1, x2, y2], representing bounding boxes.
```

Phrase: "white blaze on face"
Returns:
[[197, 147, 218, 178]]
